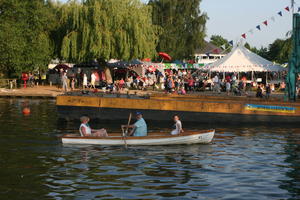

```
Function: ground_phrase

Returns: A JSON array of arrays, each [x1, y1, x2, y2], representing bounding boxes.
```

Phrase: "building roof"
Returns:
[[195, 41, 223, 54]]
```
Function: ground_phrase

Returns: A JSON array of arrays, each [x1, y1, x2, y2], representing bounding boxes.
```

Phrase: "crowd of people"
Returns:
[[21, 67, 300, 99]]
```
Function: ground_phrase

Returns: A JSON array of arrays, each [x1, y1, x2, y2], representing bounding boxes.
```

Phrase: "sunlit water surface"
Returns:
[[0, 99, 299, 200]]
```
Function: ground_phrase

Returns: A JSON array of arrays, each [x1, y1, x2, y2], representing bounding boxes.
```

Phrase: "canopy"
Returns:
[[204, 45, 286, 72]]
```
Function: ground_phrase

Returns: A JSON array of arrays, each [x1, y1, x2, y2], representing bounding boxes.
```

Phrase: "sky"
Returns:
[[60, 0, 297, 48], [201, 0, 296, 48]]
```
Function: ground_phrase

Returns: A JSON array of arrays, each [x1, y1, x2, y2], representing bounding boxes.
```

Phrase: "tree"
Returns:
[[57, 0, 159, 63], [0, 0, 56, 78], [149, 0, 207, 60], [209, 35, 231, 52], [267, 38, 291, 64]]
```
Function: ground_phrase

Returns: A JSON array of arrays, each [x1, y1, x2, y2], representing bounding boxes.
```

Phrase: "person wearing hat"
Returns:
[[123, 112, 147, 136]]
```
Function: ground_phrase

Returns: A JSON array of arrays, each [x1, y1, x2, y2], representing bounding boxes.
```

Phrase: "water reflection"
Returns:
[[0, 99, 300, 199], [279, 130, 300, 200]]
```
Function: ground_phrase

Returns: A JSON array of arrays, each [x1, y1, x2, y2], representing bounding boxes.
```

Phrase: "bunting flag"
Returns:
[[221, 44, 226, 49], [229, 5, 295, 45], [271, 16, 275, 22], [298, 7, 300, 12], [285, 6, 290, 12]]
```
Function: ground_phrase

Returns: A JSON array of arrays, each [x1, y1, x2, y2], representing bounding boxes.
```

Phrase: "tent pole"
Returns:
[[266, 72, 268, 85], [251, 71, 254, 81]]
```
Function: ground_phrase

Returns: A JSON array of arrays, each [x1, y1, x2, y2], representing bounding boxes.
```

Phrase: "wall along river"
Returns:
[[0, 99, 299, 200]]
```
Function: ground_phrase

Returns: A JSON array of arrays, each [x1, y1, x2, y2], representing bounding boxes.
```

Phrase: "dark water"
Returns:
[[0, 99, 300, 200]]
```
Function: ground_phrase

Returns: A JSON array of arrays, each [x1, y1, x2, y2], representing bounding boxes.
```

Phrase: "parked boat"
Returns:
[[56, 93, 300, 125], [61, 130, 215, 146]]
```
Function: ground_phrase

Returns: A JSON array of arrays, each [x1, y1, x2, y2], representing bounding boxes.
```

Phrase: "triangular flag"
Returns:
[[221, 44, 226, 49], [229, 40, 233, 46], [271, 16, 275, 22], [278, 11, 283, 16], [263, 20, 268, 26], [205, 52, 210, 57], [285, 6, 290, 12], [249, 29, 254, 34], [242, 33, 246, 39], [256, 25, 261, 30], [298, 7, 300, 12]]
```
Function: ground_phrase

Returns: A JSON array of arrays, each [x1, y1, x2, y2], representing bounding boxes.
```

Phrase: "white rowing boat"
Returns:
[[61, 130, 215, 146]]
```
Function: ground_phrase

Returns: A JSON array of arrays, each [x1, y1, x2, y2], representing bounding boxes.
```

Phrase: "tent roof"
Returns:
[[205, 45, 286, 72]]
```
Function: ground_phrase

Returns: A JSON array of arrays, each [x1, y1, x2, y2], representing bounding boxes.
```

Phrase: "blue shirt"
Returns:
[[133, 118, 147, 136]]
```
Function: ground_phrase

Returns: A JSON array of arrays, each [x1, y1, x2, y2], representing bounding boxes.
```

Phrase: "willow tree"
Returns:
[[149, 0, 207, 60], [58, 0, 160, 64]]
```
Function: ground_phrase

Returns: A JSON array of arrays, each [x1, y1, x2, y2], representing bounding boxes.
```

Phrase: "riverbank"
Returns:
[[0, 85, 289, 101], [0, 86, 63, 99]]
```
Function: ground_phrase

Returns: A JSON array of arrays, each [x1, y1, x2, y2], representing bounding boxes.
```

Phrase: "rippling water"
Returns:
[[0, 99, 299, 200]]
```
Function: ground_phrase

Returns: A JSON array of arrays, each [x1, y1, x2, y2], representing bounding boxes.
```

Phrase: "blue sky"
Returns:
[[60, 0, 296, 48], [202, 0, 296, 48]]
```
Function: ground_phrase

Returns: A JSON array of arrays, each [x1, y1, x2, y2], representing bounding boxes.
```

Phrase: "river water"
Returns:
[[0, 99, 299, 200]]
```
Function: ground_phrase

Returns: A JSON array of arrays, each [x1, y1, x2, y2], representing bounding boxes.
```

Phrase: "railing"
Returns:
[[0, 79, 17, 89]]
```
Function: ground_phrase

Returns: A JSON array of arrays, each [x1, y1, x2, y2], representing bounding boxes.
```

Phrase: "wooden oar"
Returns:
[[122, 113, 132, 149]]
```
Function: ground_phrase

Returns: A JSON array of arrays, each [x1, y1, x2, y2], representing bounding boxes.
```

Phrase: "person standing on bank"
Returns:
[[171, 115, 184, 135], [62, 72, 69, 92], [123, 112, 147, 136]]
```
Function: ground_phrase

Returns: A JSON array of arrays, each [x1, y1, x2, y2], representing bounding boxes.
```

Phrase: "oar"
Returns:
[[122, 113, 132, 149]]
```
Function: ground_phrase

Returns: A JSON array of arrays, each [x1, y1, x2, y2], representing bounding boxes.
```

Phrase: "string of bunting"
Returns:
[[206, 3, 299, 56], [240, 4, 298, 40]]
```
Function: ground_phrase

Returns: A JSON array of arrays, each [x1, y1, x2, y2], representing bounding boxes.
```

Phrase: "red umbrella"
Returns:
[[158, 52, 172, 61]]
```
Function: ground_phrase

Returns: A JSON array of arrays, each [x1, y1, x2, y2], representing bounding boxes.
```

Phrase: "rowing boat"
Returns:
[[61, 130, 215, 146]]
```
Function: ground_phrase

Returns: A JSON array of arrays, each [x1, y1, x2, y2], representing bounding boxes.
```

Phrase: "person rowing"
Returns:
[[171, 115, 184, 135], [122, 112, 147, 136], [79, 116, 108, 137]]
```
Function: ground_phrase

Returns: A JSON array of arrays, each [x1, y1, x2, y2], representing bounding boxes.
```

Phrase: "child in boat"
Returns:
[[171, 115, 184, 135], [79, 116, 108, 137]]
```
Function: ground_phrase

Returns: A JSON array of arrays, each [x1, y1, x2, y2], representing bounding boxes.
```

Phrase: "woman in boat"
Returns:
[[171, 115, 184, 135], [79, 116, 108, 137]]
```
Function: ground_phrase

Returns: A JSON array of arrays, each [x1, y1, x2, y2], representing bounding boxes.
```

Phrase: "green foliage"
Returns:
[[149, 0, 207, 60], [0, 0, 56, 78], [210, 35, 232, 52], [57, 0, 160, 63], [247, 38, 292, 64]]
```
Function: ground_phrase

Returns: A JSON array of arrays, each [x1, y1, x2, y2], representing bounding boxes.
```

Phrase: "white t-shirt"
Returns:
[[171, 120, 182, 135], [226, 82, 231, 91], [79, 123, 92, 136], [83, 75, 88, 86], [213, 76, 219, 84], [91, 73, 96, 84]]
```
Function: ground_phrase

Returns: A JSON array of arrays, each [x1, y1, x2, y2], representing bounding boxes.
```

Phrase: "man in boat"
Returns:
[[171, 115, 184, 135], [123, 112, 147, 136], [79, 116, 108, 137]]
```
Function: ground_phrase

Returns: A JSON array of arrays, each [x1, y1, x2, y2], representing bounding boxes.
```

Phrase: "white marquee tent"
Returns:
[[204, 45, 286, 72]]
